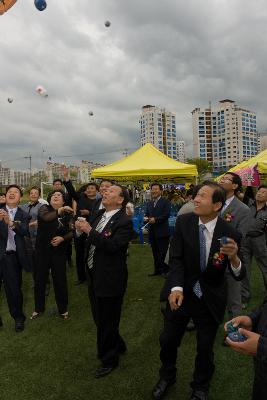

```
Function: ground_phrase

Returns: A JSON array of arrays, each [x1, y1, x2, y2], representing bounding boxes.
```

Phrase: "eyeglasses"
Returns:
[[219, 177, 233, 183]]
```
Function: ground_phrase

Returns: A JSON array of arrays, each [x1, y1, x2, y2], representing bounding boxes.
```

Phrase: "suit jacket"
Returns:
[[0, 207, 30, 271], [85, 208, 134, 297], [145, 197, 171, 238], [89, 198, 103, 222], [161, 212, 245, 323], [221, 196, 250, 237]]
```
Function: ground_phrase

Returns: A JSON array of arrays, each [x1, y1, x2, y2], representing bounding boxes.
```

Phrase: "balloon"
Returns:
[[34, 0, 47, 11], [7, 98, 13, 103], [104, 20, 111, 27], [36, 85, 48, 97], [88, 111, 94, 116], [0, 0, 17, 15]]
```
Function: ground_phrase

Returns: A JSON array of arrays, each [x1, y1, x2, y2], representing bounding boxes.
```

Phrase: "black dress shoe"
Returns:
[[0, 316, 3, 327], [15, 320, 24, 333], [95, 365, 117, 378], [186, 319, 196, 332], [190, 389, 208, 400], [152, 378, 176, 400]]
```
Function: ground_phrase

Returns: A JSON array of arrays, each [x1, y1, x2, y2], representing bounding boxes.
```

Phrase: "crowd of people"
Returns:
[[0, 172, 267, 400]]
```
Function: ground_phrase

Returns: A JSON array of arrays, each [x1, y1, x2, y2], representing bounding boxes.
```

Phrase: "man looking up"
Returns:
[[152, 182, 245, 400], [242, 185, 267, 306], [75, 185, 134, 378], [218, 172, 250, 319]]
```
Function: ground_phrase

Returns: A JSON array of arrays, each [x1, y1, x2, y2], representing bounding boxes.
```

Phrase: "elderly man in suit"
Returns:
[[218, 172, 250, 318], [152, 182, 245, 400], [0, 185, 29, 332], [75, 184, 134, 379], [145, 183, 171, 277]]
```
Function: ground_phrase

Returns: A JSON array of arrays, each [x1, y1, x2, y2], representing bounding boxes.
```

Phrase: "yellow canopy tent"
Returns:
[[216, 149, 267, 186], [91, 143, 198, 182]]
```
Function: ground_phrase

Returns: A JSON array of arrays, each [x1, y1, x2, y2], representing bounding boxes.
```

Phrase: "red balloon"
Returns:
[[0, 0, 17, 15]]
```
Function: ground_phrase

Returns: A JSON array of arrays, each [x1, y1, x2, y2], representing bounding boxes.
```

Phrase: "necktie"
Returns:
[[7, 209, 16, 251], [87, 215, 106, 270], [193, 224, 206, 298]]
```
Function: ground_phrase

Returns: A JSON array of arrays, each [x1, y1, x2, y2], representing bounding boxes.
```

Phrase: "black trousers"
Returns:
[[87, 275, 126, 367], [159, 294, 219, 392], [150, 233, 169, 274], [34, 247, 68, 314], [0, 253, 25, 322], [74, 236, 86, 282]]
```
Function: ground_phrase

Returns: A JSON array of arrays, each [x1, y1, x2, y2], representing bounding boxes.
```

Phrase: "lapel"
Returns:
[[207, 217, 225, 264], [221, 196, 236, 218], [102, 209, 123, 233]]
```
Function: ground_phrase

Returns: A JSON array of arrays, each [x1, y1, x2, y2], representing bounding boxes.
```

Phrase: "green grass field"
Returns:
[[0, 244, 263, 400]]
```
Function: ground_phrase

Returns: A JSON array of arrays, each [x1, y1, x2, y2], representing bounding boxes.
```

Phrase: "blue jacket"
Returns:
[[0, 206, 30, 271], [145, 197, 171, 238]]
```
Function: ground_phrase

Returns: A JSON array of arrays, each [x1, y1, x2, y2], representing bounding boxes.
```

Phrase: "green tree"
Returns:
[[186, 157, 212, 180]]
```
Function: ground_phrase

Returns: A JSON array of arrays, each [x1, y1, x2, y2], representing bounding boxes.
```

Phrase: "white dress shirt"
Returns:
[[171, 215, 241, 292]]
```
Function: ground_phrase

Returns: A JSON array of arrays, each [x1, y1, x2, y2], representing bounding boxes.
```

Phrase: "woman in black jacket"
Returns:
[[31, 190, 73, 320]]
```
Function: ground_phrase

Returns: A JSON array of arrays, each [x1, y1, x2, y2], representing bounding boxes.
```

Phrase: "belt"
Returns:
[[5, 250, 16, 255]]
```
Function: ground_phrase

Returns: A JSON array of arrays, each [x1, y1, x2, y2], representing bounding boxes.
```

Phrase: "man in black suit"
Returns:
[[0, 185, 29, 332], [75, 184, 134, 378], [152, 182, 245, 400], [144, 183, 171, 276]]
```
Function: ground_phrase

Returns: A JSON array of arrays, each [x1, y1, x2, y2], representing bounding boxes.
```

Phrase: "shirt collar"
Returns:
[[104, 209, 121, 219], [225, 195, 235, 207], [6, 205, 18, 214], [199, 216, 218, 234]]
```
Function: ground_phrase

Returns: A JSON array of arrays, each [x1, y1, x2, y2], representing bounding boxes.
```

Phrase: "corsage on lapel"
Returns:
[[224, 212, 234, 222], [102, 228, 112, 237], [212, 252, 225, 268]]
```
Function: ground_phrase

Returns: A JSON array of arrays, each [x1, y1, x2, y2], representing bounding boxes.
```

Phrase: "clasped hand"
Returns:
[[75, 219, 92, 235], [168, 290, 184, 311], [0, 209, 12, 225]]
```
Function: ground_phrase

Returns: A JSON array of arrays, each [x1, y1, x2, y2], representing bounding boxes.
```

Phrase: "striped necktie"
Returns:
[[193, 224, 206, 298], [87, 215, 106, 270]]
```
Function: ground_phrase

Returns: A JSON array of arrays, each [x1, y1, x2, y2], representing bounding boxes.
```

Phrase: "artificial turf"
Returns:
[[0, 243, 263, 400]]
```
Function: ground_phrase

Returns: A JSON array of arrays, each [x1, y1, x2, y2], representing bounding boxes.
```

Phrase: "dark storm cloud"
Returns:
[[1, 0, 267, 169]]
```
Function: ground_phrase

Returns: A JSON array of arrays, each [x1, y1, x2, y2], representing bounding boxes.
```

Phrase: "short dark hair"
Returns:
[[0, 192, 6, 197], [258, 185, 267, 191], [201, 181, 226, 211], [53, 178, 63, 185], [30, 186, 41, 195], [151, 183, 163, 191], [192, 184, 203, 199], [84, 182, 99, 191], [116, 185, 130, 209], [100, 179, 113, 185], [6, 184, 23, 196], [47, 189, 66, 205], [225, 172, 242, 193]]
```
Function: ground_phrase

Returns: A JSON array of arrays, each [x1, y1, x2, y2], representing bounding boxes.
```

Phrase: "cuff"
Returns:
[[171, 286, 183, 292], [231, 261, 242, 276]]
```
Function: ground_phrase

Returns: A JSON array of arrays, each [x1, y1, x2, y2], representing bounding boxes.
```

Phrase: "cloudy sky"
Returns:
[[1, 0, 267, 170]]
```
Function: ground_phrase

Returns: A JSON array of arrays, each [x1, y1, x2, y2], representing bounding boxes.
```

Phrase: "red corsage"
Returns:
[[212, 252, 225, 268], [103, 229, 112, 237], [224, 212, 234, 222]]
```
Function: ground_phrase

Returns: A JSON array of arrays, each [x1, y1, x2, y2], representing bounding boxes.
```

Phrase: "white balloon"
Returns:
[[36, 85, 48, 97]]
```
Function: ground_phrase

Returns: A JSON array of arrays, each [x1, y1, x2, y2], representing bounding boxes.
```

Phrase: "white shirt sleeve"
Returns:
[[230, 261, 242, 276], [171, 286, 183, 292]]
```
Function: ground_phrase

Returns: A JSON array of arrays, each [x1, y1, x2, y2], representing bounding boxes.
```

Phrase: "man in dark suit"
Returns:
[[152, 182, 245, 400], [75, 184, 134, 379], [0, 185, 30, 332], [218, 172, 250, 318], [144, 183, 171, 276]]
